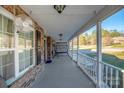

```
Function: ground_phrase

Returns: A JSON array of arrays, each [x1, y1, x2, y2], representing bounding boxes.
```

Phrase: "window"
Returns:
[[101, 9, 124, 69], [19, 31, 34, 72], [0, 14, 15, 80], [78, 26, 97, 59]]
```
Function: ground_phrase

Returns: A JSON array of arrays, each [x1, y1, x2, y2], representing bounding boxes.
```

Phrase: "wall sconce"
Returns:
[[54, 5, 66, 14]]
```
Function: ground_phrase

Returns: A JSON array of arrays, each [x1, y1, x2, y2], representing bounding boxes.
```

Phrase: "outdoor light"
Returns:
[[59, 33, 63, 41], [54, 5, 66, 14]]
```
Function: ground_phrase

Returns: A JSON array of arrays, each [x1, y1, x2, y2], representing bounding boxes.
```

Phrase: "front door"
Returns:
[[36, 31, 41, 65]]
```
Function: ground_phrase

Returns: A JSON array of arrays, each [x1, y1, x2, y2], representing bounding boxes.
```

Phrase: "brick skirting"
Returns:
[[10, 64, 44, 88]]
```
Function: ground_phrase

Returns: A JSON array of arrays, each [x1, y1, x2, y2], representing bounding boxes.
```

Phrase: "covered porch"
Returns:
[[0, 5, 124, 88]]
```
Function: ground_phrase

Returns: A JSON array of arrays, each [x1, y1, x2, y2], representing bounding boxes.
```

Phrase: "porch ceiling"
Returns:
[[21, 5, 105, 42]]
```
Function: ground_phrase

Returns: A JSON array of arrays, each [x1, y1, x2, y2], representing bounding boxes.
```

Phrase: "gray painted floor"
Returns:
[[31, 54, 95, 88]]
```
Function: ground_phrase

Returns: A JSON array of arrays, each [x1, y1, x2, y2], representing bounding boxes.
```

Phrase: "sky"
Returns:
[[102, 8, 124, 32], [82, 8, 124, 36]]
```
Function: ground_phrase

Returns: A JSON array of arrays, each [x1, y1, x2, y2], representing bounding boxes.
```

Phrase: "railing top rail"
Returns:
[[78, 52, 123, 71], [78, 52, 97, 61], [100, 61, 123, 71]]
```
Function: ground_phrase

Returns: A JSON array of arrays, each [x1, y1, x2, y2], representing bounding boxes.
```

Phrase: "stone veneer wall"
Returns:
[[0, 5, 45, 88], [10, 64, 43, 88]]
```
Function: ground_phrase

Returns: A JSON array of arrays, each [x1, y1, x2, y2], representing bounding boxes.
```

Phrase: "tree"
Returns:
[[84, 33, 89, 45], [79, 35, 87, 45], [110, 30, 121, 37], [90, 30, 96, 45], [102, 29, 112, 46]]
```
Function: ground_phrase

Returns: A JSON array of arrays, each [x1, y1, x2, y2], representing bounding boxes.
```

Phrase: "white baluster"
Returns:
[[100, 63, 104, 87], [92, 61, 95, 80], [110, 67, 113, 88], [105, 65, 108, 87], [95, 63, 97, 82], [90, 60, 92, 74], [115, 70, 119, 88]]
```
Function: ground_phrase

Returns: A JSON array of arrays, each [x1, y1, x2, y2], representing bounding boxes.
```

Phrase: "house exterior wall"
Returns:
[[0, 5, 45, 87]]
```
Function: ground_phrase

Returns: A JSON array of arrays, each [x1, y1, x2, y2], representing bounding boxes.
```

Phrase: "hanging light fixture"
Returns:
[[59, 33, 63, 41], [54, 5, 66, 14]]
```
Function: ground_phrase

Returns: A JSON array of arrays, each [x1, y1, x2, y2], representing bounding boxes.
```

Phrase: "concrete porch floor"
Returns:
[[31, 54, 95, 88]]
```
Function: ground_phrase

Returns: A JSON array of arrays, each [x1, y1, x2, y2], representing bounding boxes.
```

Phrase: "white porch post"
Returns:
[[68, 40, 70, 56], [72, 39, 73, 59], [96, 21, 102, 87], [68, 41, 69, 55], [77, 36, 79, 63]]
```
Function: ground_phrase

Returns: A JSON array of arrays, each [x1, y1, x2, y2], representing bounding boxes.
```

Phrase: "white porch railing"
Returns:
[[77, 52, 124, 88]]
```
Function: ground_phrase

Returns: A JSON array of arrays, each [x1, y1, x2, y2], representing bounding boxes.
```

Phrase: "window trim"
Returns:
[[0, 7, 16, 84]]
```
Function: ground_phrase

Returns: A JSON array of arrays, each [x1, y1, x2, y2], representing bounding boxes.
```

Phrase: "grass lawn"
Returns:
[[86, 52, 124, 69], [111, 44, 124, 48]]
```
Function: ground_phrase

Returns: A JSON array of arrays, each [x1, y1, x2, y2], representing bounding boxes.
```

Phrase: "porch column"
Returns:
[[72, 39, 74, 59], [68, 40, 71, 56], [96, 21, 102, 87], [67, 41, 69, 55], [77, 36, 79, 63]]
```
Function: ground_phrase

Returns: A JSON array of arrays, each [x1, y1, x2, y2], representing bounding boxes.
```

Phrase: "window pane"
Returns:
[[30, 31, 34, 47], [19, 31, 34, 49], [30, 49, 33, 65], [19, 32, 25, 49], [19, 50, 25, 72], [26, 33, 32, 48], [3, 16, 14, 34], [101, 9, 124, 69], [25, 32, 34, 48], [0, 51, 14, 80], [2, 16, 14, 48], [25, 50, 30, 68], [19, 49, 33, 72], [2, 51, 14, 66], [3, 63, 14, 80], [3, 34, 14, 48]]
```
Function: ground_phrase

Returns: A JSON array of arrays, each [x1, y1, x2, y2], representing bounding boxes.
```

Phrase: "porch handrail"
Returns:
[[77, 52, 124, 88], [78, 52, 123, 71]]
